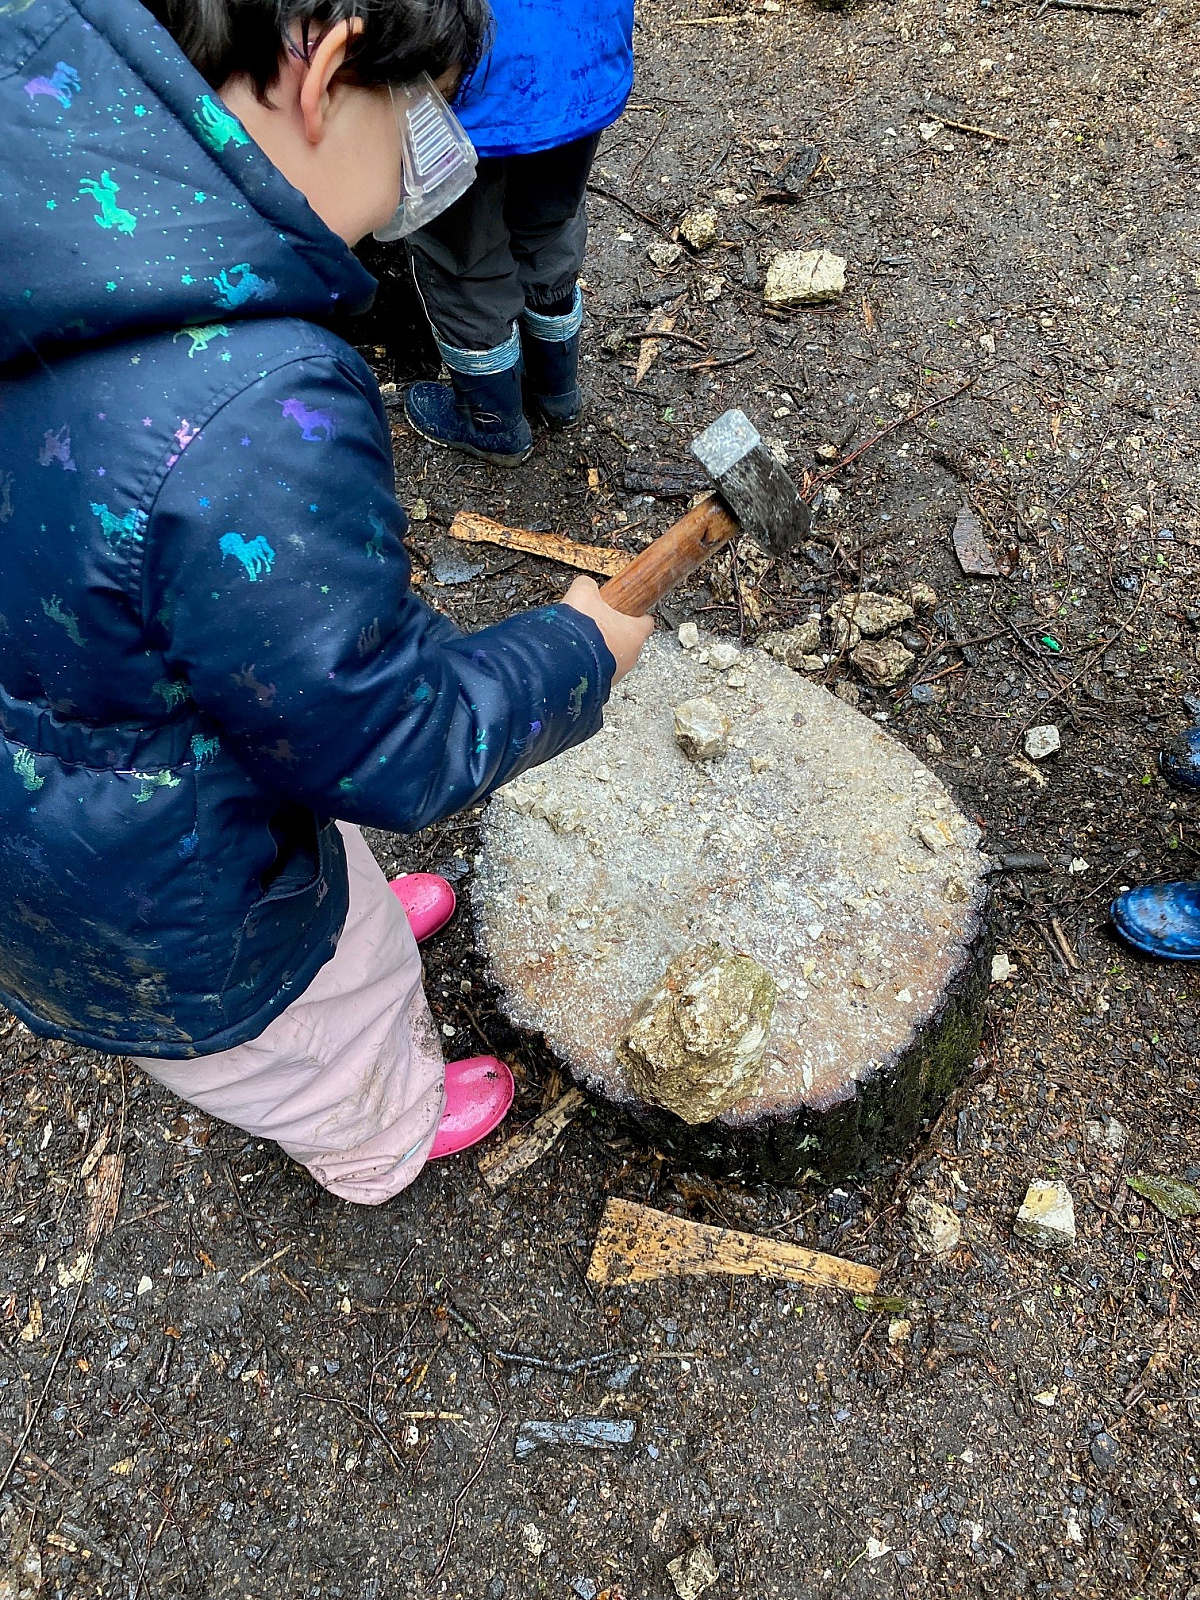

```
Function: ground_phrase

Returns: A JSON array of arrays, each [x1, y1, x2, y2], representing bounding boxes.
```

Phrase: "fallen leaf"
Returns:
[[1127, 1174, 1200, 1221], [18, 1299, 43, 1343]]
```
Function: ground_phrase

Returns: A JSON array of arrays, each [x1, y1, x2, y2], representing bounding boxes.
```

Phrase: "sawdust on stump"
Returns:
[[474, 632, 990, 1181]]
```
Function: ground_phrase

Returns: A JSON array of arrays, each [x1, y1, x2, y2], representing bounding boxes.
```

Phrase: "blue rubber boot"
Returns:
[[1159, 726, 1200, 791], [521, 287, 584, 430], [404, 324, 533, 466], [1111, 881, 1200, 960]]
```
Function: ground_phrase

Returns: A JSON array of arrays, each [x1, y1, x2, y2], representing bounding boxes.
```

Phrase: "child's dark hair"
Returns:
[[144, 0, 491, 99]]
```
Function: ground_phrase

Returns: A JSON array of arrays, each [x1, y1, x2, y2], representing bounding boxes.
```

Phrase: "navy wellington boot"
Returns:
[[404, 328, 533, 466], [1111, 881, 1200, 961], [1158, 726, 1200, 792], [521, 287, 584, 430]]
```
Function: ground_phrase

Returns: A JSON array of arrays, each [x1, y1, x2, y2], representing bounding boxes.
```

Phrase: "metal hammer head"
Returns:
[[691, 409, 811, 555]]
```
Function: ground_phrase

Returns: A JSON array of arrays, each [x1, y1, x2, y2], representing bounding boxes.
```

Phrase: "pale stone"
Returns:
[[915, 819, 954, 854], [991, 952, 1013, 982], [827, 592, 914, 638], [1024, 725, 1061, 760], [667, 1544, 719, 1600], [618, 944, 777, 1124], [887, 1317, 912, 1346], [674, 698, 731, 761], [853, 638, 915, 687], [908, 1192, 961, 1257], [761, 617, 859, 668], [907, 581, 938, 612], [1085, 1116, 1127, 1152], [678, 621, 700, 650], [707, 640, 741, 671], [764, 248, 847, 306], [648, 239, 683, 269], [1014, 1180, 1076, 1249], [679, 208, 720, 250]]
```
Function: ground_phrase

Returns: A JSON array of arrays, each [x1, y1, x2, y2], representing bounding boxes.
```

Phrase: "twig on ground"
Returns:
[[433, 1370, 505, 1578], [1040, 0, 1145, 14], [0, 1273, 88, 1498], [929, 116, 1011, 143], [810, 378, 978, 491]]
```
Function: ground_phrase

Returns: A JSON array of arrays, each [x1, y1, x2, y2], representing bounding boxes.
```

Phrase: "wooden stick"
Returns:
[[929, 116, 1011, 144], [599, 494, 740, 617], [448, 511, 632, 579], [586, 1197, 881, 1296], [478, 1088, 586, 1190], [85, 1154, 125, 1245]]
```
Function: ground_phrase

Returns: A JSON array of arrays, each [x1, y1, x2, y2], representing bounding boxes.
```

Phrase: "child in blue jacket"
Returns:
[[0, 0, 650, 1204], [402, 0, 635, 464]]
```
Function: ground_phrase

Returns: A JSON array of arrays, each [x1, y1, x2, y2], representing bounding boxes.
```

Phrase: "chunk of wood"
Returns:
[[448, 512, 632, 579], [478, 1088, 586, 1190], [586, 1197, 880, 1296], [84, 1154, 125, 1245]]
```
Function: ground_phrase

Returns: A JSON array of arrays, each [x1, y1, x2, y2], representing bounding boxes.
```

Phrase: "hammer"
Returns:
[[598, 409, 812, 616]]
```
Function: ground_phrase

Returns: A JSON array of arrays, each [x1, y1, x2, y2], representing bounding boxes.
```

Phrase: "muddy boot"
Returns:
[[521, 286, 583, 429], [1111, 881, 1200, 961], [404, 326, 533, 466], [1159, 725, 1200, 791]]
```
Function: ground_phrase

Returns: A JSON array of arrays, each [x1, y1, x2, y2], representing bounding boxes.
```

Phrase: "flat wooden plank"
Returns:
[[586, 1197, 880, 1296], [478, 1088, 586, 1190], [448, 512, 632, 579]]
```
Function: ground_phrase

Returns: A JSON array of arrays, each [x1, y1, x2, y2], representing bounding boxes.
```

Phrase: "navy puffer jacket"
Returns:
[[0, 0, 615, 1058]]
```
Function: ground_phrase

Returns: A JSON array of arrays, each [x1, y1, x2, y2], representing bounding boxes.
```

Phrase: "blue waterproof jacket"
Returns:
[[455, 0, 634, 158], [0, 0, 616, 1059]]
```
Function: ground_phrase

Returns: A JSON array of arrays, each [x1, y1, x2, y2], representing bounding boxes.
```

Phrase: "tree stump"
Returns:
[[474, 633, 991, 1183]]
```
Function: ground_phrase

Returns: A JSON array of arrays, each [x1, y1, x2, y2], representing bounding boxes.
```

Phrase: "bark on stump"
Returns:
[[474, 632, 990, 1183]]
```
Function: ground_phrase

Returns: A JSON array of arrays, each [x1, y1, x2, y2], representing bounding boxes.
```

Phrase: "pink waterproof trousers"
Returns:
[[133, 825, 446, 1205]]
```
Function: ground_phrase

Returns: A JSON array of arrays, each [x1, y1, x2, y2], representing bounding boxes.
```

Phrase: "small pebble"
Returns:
[[1024, 725, 1061, 761]]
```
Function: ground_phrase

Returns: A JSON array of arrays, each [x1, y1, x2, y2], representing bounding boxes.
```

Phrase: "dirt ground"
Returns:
[[3, 1, 1200, 1596]]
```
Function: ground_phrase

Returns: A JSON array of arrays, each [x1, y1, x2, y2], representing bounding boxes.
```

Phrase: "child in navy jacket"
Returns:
[[403, 0, 635, 464], [0, 0, 650, 1203]]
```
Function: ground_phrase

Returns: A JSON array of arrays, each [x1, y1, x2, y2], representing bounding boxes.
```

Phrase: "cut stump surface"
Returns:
[[475, 632, 990, 1181]]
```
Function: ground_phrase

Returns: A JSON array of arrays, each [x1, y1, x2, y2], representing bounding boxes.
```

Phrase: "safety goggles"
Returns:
[[373, 73, 477, 241]]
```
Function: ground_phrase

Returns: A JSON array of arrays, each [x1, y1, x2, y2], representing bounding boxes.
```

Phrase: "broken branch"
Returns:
[[586, 1198, 880, 1296], [478, 1088, 586, 1190], [448, 513, 633, 579]]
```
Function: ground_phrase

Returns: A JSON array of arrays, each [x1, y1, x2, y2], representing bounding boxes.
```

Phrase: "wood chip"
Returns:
[[635, 310, 677, 386], [448, 512, 632, 579], [586, 1197, 880, 1296], [84, 1154, 125, 1245], [478, 1088, 586, 1190]]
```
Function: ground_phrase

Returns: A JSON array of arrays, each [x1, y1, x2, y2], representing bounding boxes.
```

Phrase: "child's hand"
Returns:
[[561, 577, 654, 682]]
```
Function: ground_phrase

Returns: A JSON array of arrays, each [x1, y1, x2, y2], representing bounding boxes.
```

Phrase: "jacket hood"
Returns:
[[0, 0, 376, 364]]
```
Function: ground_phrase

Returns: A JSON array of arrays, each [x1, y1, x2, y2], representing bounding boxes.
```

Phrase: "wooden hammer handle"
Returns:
[[598, 493, 739, 617]]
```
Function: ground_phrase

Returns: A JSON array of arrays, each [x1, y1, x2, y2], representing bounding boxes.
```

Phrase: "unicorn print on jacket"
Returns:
[[90, 501, 146, 547], [78, 171, 136, 235], [25, 62, 81, 108], [194, 96, 250, 154], [219, 531, 275, 581], [278, 398, 336, 442], [38, 424, 76, 470], [212, 264, 276, 310]]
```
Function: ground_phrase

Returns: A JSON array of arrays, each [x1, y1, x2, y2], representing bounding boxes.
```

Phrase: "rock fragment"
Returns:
[[648, 240, 683, 269], [906, 581, 939, 612], [991, 952, 1013, 982], [618, 943, 777, 1124], [679, 208, 719, 250], [706, 640, 741, 671], [667, 1544, 719, 1600], [677, 621, 700, 650], [674, 698, 731, 761], [764, 248, 846, 307], [1014, 1180, 1076, 1249], [827, 592, 914, 638], [852, 638, 915, 687], [1024, 725, 1061, 761], [907, 1193, 961, 1257]]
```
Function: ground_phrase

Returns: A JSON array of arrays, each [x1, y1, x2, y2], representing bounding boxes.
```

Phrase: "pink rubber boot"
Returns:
[[389, 872, 456, 942], [428, 1056, 515, 1159]]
